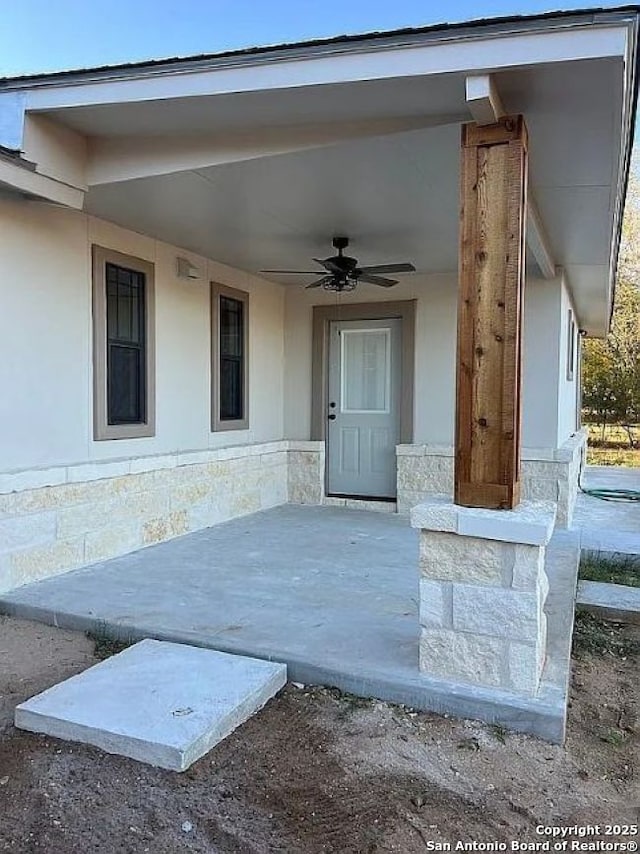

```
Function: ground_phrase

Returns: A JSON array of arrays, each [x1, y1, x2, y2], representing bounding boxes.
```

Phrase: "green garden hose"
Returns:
[[578, 461, 640, 502], [579, 486, 640, 501]]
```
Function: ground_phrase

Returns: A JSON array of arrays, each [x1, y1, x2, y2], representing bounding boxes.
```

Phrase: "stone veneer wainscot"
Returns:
[[411, 496, 557, 696], [397, 429, 587, 527], [0, 441, 326, 593]]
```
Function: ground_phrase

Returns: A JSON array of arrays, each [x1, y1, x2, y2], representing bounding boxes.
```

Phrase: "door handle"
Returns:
[[328, 413, 336, 420]]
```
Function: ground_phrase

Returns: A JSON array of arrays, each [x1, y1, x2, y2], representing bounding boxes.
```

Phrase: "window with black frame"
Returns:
[[106, 262, 146, 425], [219, 295, 244, 421], [92, 246, 155, 441], [212, 284, 249, 431]]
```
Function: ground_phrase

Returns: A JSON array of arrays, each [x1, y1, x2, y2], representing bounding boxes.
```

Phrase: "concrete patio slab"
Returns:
[[14, 639, 287, 771], [573, 466, 640, 555], [0, 505, 580, 742]]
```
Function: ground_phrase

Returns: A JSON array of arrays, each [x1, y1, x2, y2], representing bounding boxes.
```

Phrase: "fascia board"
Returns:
[[3, 24, 631, 112]]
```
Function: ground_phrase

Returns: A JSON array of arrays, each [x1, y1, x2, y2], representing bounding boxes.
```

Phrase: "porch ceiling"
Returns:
[[4, 8, 628, 338], [73, 55, 624, 334], [85, 124, 462, 278]]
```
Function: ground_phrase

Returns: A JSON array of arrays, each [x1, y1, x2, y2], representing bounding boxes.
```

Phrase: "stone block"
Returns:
[[206, 460, 231, 479], [0, 467, 67, 495], [522, 478, 558, 502], [344, 499, 396, 513], [395, 444, 424, 456], [0, 493, 16, 518], [187, 501, 221, 531], [170, 479, 213, 511], [8, 539, 85, 587], [287, 440, 324, 453], [419, 628, 507, 689], [521, 460, 563, 479], [412, 497, 557, 546], [66, 460, 131, 484], [419, 579, 450, 628], [229, 489, 261, 519], [511, 544, 545, 590], [288, 451, 324, 505], [0, 512, 57, 553], [0, 554, 12, 593], [398, 462, 451, 494], [452, 585, 540, 642], [419, 532, 505, 585], [85, 523, 143, 564], [508, 641, 543, 695], [455, 501, 556, 546], [57, 491, 169, 539], [11, 483, 88, 515], [129, 454, 178, 475], [176, 450, 213, 467], [261, 451, 288, 468], [15, 640, 287, 772], [142, 510, 189, 545], [260, 474, 288, 510], [216, 446, 249, 462], [56, 499, 114, 537], [410, 495, 457, 532]]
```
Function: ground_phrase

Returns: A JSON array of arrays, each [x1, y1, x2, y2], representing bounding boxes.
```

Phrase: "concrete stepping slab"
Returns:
[[577, 580, 640, 625], [15, 639, 287, 771]]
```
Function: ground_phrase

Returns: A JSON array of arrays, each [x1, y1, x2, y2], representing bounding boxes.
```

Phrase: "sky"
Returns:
[[0, 0, 632, 77]]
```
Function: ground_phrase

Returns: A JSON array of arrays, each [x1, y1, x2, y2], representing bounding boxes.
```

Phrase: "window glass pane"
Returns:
[[106, 265, 119, 340], [108, 345, 144, 424], [341, 329, 390, 413], [106, 264, 144, 344], [220, 357, 243, 421], [105, 262, 146, 425], [220, 296, 243, 358], [218, 294, 245, 422]]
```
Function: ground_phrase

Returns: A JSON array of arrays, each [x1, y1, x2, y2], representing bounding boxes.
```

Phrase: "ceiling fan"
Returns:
[[261, 237, 416, 292]]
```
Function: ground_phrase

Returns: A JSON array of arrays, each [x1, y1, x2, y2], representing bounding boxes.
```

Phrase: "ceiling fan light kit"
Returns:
[[261, 236, 416, 292]]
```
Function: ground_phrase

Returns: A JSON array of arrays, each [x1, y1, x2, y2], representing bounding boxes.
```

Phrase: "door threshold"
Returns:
[[327, 493, 396, 502], [323, 495, 398, 514]]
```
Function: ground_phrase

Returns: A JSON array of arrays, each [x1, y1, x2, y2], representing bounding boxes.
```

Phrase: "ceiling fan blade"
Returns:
[[260, 270, 324, 274], [306, 275, 335, 289], [357, 262, 416, 274], [357, 273, 398, 287], [314, 258, 341, 273]]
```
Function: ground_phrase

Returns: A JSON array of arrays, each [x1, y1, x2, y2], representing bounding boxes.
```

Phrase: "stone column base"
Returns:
[[410, 496, 557, 697]]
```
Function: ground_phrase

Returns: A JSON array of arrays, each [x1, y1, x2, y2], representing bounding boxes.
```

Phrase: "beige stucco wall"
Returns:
[[0, 198, 585, 590], [283, 271, 575, 451], [0, 196, 578, 476], [556, 278, 580, 445], [0, 199, 285, 474], [284, 274, 458, 444]]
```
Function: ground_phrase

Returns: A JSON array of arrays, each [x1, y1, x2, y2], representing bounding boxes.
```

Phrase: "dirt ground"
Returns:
[[0, 614, 638, 853]]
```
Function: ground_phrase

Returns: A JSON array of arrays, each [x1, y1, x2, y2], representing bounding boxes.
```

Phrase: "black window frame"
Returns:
[[105, 261, 147, 426], [211, 282, 249, 431], [92, 245, 155, 441]]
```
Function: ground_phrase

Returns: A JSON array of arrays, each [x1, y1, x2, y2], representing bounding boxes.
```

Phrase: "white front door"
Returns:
[[327, 318, 401, 499]]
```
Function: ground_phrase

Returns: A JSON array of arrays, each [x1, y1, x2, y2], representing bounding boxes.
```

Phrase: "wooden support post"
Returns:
[[455, 115, 528, 510]]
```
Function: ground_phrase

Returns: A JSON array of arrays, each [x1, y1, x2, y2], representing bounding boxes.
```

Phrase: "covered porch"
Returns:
[[0, 9, 637, 743], [0, 504, 579, 742]]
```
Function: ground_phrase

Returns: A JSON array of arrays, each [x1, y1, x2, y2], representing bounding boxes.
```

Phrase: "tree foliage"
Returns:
[[582, 173, 640, 445]]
